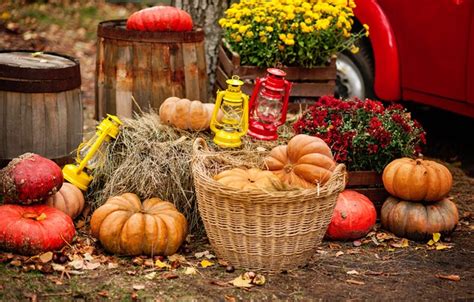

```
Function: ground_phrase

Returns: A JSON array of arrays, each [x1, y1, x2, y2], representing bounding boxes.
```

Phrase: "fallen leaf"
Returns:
[[144, 259, 154, 267], [346, 279, 365, 285], [52, 263, 65, 272], [108, 262, 119, 269], [83, 253, 94, 262], [210, 280, 230, 287], [387, 248, 395, 252], [432, 233, 441, 243], [155, 259, 171, 269], [346, 270, 359, 275], [200, 259, 214, 268], [335, 251, 344, 257], [427, 239, 435, 246], [126, 270, 137, 276], [353, 240, 362, 247], [10, 260, 22, 267], [31, 51, 43, 57], [435, 274, 460, 281], [224, 295, 237, 302], [39, 252, 53, 263], [84, 262, 100, 270], [144, 272, 156, 280], [69, 259, 84, 270], [252, 274, 266, 285], [435, 244, 451, 251], [97, 290, 109, 297], [328, 243, 342, 249], [131, 291, 138, 301], [184, 267, 198, 275], [162, 272, 179, 280], [133, 284, 145, 290], [218, 259, 230, 266], [230, 275, 253, 288], [168, 254, 186, 263], [195, 250, 216, 259]]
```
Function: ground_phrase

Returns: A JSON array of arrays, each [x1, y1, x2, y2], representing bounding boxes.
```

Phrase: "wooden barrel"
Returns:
[[0, 50, 83, 167], [96, 20, 208, 119]]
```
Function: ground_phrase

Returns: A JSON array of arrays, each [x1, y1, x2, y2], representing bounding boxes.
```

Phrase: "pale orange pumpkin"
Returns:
[[381, 196, 459, 241], [90, 193, 187, 256], [264, 134, 336, 188], [214, 167, 282, 191], [382, 157, 452, 202], [45, 182, 85, 219], [159, 97, 222, 131]]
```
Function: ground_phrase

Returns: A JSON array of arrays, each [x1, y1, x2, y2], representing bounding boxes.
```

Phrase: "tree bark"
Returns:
[[172, 0, 228, 98]]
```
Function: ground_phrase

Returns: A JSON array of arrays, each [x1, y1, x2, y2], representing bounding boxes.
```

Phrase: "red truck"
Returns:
[[336, 0, 474, 118]]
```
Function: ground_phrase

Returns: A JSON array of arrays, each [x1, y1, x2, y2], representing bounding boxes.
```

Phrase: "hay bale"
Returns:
[[87, 111, 295, 233]]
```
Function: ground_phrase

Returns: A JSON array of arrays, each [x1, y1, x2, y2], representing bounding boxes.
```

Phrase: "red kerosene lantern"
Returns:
[[247, 68, 292, 140]]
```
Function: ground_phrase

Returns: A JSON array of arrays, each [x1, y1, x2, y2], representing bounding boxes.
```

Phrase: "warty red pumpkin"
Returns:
[[0, 204, 75, 255], [126, 6, 193, 32]]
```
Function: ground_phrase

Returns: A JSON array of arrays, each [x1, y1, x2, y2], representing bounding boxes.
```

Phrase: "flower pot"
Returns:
[[215, 40, 336, 112], [346, 170, 389, 214]]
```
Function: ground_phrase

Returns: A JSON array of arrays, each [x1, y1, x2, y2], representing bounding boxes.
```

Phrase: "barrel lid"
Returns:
[[0, 50, 81, 93], [98, 19, 204, 43]]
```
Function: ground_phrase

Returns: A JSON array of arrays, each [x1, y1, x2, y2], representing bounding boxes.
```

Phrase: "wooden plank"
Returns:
[[183, 42, 200, 101], [56, 91, 68, 157], [31, 93, 46, 157], [290, 82, 335, 97], [44, 93, 60, 158], [215, 65, 229, 94], [96, 36, 106, 119], [71, 89, 83, 149], [169, 43, 184, 98], [151, 43, 172, 110], [195, 40, 208, 101], [218, 43, 234, 77], [0, 91, 6, 158], [132, 42, 152, 113], [6, 91, 21, 158], [115, 40, 133, 118], [20, 92, 33, 155], [103, 39, 117, 116], [347, 171, 384, 186]]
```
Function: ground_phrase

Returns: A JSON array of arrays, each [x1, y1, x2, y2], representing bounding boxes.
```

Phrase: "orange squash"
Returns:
[[382, 158, 452, 202], [264, 134, 336, 188], [214, 167, 282, 191], [381, 196, 459, 241], [90, 193, 187, 256], [45, 182, 85, 219], [159, 97, 222, 131]]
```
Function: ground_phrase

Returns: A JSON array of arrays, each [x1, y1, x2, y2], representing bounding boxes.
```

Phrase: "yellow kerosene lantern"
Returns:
[[210, 76, 249, 148], [62, 114, 122, 191]]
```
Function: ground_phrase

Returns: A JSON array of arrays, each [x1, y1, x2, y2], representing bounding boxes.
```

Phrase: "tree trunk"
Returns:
[[172, 0, 228, 99]]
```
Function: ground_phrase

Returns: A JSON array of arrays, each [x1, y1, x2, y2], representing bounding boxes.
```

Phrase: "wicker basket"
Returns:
[[192, 138, 346, 271]]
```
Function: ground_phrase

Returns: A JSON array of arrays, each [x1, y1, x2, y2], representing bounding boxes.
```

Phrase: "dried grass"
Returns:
[[87, 111, 295, 233]]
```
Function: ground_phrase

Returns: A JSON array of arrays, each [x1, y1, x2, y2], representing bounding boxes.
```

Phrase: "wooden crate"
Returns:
[[0, 50, 83, 167], [215, 40, 336, 112], [346, 171, 389, 214], [96, 20, 208, 119]]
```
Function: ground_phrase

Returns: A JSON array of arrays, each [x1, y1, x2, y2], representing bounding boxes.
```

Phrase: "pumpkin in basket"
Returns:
[[381, 196, 459, 241], [264, 134, 336, 189], [159, 97, 223, 131], [90, 193, 187, 256], [214, 167, 283, 191], [45, 182, 85, 219], [382, 157, 452, 202]]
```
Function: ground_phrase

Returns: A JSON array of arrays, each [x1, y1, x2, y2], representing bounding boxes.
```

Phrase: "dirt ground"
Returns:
[[0, 1, 473, 301]]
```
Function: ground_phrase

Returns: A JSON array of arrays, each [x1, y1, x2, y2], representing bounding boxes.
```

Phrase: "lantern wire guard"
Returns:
[[191, 138, 346, 271]]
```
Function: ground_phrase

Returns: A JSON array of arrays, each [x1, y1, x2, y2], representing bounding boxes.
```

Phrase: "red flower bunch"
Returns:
[[293, 96, 426, 172]]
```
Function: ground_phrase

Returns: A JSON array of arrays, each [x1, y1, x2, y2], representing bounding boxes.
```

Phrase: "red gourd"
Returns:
[[0, 204, 75, 255], [0, 153, 63, 204], [325, 190, 377, 241], [126, 6, 193, 32]]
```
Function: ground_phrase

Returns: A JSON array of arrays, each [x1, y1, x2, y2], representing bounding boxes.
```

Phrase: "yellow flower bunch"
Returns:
[[219, 0, 368, 67]]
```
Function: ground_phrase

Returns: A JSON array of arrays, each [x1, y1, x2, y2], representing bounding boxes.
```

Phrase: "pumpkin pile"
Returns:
[[0, 153, 79, 255], [380, 157, 459, 241]]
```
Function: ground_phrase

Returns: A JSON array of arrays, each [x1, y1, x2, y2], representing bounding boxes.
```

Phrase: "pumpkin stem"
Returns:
[[415, 159, 423, 165], [23, 212, 38, 219], [283, 164, 293, 173]]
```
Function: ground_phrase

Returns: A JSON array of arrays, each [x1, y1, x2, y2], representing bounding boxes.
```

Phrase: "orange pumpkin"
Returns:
[[90, 193, 187, 256], [214, 167, 282, 191], [45, 182, 85, 219], [159, 97, 222, 131], [381, 196, 459, 241], [382, 158, 452, 202], [264, 134, 336, 188]]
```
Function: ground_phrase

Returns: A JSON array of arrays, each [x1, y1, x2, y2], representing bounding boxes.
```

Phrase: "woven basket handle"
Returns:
[[326, 163, 347, 191], [193, 138, 209, 153]]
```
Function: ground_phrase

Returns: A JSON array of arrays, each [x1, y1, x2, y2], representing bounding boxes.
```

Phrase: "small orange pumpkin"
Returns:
[[214, 167, 282, 191], [90, 193, 187, 256], [45, 182, 85, 219], [264, 134, 336, 188], [159, 97, 222, 131], [382, 157, 452, 202]]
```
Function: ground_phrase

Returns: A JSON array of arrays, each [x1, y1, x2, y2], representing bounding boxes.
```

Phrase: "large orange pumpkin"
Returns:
[[45, 183, 85, 219], [90, 193, 187, 256], [264, 134, 336, 188], [382, 158, 452, 202], [381, 196, 459, 241], [159, 97, 222, 131], [214, 167, 282, 191]]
